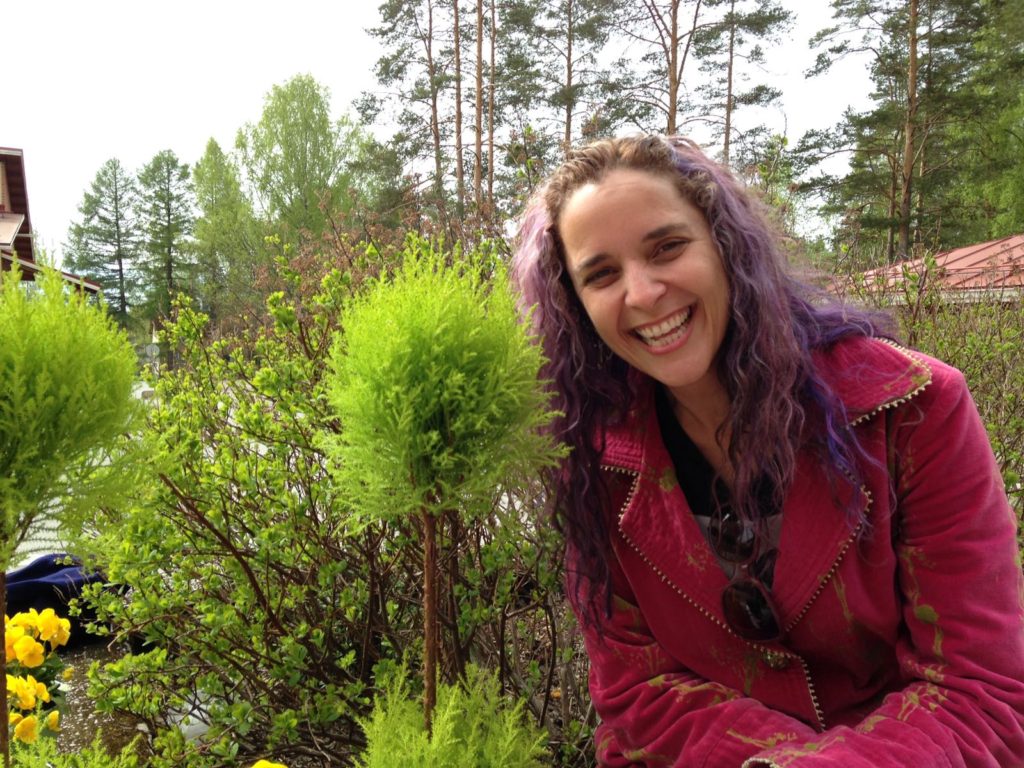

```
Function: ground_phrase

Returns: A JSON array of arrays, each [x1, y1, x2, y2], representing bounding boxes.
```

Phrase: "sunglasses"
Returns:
[[708, 504, 782, 642]]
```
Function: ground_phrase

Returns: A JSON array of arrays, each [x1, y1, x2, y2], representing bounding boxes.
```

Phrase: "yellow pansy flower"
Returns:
[[54, 616, 72, 647], [44, 709, 60, 732], [252, 761, 289, 768], [9, 676, 36, 710], [32, 675, 51, 703], [9, 610, 39, 634], [13, 714, 39, 744], [5, 623, 26, 662], [8, 712, 22, 726], [36, 608, 60, 642], [13, 635, 45, 667]]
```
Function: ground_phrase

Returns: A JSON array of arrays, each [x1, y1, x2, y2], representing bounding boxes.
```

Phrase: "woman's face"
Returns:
[[558, 168, 731, 405]]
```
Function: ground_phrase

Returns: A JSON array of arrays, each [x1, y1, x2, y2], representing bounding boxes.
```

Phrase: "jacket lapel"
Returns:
[[604, 386, 730, 622], [601, 337, 932, 635]]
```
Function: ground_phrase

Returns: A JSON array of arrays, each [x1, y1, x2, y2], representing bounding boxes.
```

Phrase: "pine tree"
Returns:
[[365, 0, 458, 236], [801, 0, 993, 263], [63, 158, 140, 327], [693, 0, 792, 163], [137, 149, 196, 325]]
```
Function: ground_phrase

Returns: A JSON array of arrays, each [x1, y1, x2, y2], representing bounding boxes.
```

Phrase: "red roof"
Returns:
[[860, 235, 1024, 297]]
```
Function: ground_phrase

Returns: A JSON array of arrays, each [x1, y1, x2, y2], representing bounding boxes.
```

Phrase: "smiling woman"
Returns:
[[558, 168, 732, 457], [511, 135, 1024, 767]]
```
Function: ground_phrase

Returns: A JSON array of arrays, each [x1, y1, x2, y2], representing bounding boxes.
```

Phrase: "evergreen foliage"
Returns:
[[0, 268, 139, 568], [800, 0, 1024, 265], [0, 266, 139, 767], [10, 732, 141, 768], [136, 149, 196, 326], [327, 235, 561, 728], [63, 158, 141, 327], [356, 663, 549, 768], [327, 236, 558, 526]]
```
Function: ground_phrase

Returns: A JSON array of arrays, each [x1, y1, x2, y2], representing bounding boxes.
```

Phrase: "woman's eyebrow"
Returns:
[[572, 253, 609, 276], [643, 222, 691, 241]]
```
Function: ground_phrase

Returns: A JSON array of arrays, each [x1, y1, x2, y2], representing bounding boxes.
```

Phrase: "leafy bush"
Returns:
[[355, 662, 549, 768], [78, 247, 593, 766], [839, 255, 1024, 515]]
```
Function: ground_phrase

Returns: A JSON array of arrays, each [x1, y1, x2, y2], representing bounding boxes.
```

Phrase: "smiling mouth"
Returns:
[[634, 308, 692, 347]]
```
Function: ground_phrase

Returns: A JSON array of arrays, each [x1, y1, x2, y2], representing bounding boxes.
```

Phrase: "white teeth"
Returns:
[[635, 308, 692, 347]]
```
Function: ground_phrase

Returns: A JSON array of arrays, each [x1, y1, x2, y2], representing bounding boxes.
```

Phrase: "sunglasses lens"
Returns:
[[709, 506, 756, 563], [722, 580, 781, 642]]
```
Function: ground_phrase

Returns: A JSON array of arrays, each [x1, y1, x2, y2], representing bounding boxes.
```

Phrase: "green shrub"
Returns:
[[356, 662, 549, 768], [840, 256, 1024, 516], [79, 247, 589, 766]]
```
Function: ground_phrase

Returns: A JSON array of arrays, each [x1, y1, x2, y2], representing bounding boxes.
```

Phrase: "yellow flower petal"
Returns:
[[44, 709, 60, 732], [10, 676, 36, 710], [13, 635, 45, 668], [252, 761, 289, 768], [37, 608, 60, 642], [5, 624, 26, 662], [13, 714, 39, 743], [10, 610, 40, 634], [55, 617, 72, 647]]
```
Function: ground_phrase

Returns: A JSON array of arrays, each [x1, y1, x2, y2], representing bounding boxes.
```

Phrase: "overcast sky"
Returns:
[[6, 1, 870, 265]]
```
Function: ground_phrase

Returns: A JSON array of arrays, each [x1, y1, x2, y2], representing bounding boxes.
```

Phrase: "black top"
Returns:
[[654, 386, 780, 585]]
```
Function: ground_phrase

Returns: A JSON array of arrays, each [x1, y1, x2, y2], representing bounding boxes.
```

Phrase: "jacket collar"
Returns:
[[601, 336, 932, 640]]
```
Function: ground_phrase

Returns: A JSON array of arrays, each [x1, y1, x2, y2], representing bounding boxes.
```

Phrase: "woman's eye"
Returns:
[[655, 240, 686, 259], [583, 267, 615, 286]]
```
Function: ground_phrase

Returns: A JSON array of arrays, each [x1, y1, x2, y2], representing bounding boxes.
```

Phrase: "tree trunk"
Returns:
[[474, 0, 484, 213], [666, 0, 679, 134], [722, 0, 736, 164], [487, 0, 496, 214], [422, 509, 438, 733], [564, 0, 575, 156], [423, 0, 450, 234], [454, 0, 467, 215], [898, 0, 919, 259], [887, 156, 899, 264]]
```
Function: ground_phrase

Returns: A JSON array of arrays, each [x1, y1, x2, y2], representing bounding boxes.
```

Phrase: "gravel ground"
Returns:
[[56, 643, 150, 758]]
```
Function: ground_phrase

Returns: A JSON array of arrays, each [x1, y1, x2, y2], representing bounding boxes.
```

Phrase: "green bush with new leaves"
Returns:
[[79, 245, 590, 767], [843, 255, 1024, 515]]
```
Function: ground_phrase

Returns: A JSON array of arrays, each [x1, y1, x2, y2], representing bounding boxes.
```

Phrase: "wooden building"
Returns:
[[0, 147, 99, 293]]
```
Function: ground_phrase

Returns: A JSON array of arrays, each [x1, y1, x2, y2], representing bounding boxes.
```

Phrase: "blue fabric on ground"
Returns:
[[5, 553, 106, 648]]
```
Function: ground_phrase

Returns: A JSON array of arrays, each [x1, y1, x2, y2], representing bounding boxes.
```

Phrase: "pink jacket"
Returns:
[[578, 337, 1024, 767]]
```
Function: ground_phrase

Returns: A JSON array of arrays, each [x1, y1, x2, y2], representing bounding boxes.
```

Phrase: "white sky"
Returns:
[[6, 1, 870, 265]]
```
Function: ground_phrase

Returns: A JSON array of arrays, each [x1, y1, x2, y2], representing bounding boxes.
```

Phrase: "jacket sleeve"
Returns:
[[575, 558, 819, 767], [746, 362, 1024, 768]]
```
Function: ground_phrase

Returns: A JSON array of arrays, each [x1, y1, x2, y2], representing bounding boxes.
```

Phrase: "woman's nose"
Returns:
[[623, 265, 665, 308]]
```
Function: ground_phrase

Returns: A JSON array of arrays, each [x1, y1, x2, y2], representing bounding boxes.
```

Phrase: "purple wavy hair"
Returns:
[[510, 135, 893, 622]]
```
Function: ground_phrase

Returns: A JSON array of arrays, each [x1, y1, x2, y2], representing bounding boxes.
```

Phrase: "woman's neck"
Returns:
[[665, 379, 733, 484]]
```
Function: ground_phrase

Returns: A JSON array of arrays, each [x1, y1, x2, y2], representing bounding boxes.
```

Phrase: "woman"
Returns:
[[512, 135, 1024, 767]]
